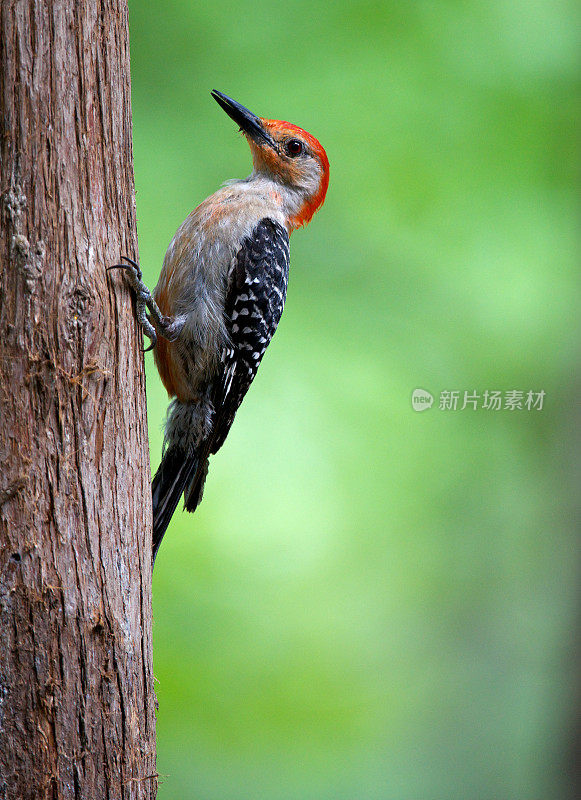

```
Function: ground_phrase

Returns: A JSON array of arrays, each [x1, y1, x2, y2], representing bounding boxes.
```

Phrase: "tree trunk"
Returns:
[[0, 1, 156, 798]]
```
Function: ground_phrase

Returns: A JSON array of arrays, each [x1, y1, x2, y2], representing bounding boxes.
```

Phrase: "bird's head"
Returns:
[[212, 90, 329, 231]]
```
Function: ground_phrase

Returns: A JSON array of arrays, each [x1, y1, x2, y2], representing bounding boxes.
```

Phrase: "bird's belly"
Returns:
[[154, 330, 222, 403]]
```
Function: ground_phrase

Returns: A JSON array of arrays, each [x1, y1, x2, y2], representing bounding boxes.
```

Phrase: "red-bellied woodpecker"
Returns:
[[111, 91, 329, 561]]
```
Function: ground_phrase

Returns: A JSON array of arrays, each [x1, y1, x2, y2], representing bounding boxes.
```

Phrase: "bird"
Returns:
[[110, 90, 329, 562]]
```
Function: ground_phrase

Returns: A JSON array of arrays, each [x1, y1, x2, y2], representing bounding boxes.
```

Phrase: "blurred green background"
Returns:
[[129, 1, 579, 797]]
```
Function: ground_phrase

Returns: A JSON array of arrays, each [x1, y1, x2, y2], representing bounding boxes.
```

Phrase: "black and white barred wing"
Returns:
[[211, 217, 290, 454]]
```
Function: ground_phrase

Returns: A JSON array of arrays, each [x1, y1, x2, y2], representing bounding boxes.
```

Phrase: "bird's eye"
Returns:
[[285, 139, 303, 157]]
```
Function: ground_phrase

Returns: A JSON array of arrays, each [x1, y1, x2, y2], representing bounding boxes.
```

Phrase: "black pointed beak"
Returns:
[[211, 90, 276, 150]]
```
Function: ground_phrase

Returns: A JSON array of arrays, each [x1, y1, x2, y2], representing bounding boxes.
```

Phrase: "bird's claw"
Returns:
[[108, 255, 158, 350], [108, 255, 184, 350], [119, 254, 142, 278]]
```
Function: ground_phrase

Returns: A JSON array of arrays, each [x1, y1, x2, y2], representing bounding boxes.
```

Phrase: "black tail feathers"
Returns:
[[152, 447, 197, 562], [183, 457, 209, 512], [151, 446, 211, 563]]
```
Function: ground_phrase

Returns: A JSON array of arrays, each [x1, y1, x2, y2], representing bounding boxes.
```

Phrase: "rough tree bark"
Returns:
[[0, 1, 156, 798]]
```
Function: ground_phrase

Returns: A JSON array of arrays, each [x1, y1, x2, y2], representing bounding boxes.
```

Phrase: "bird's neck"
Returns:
[[236, 171, 319, 233]]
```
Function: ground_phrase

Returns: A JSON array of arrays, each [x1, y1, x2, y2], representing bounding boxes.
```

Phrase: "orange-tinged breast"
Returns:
[[153, 271, 180, 398], [153, 337, 177, 398]]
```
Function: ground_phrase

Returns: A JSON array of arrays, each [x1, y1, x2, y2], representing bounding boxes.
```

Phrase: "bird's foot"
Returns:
[[108, 256, 182, 351]]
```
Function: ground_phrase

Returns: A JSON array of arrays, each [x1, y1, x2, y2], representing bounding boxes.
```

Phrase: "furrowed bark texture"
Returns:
[[0, 1, 156, 798]]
